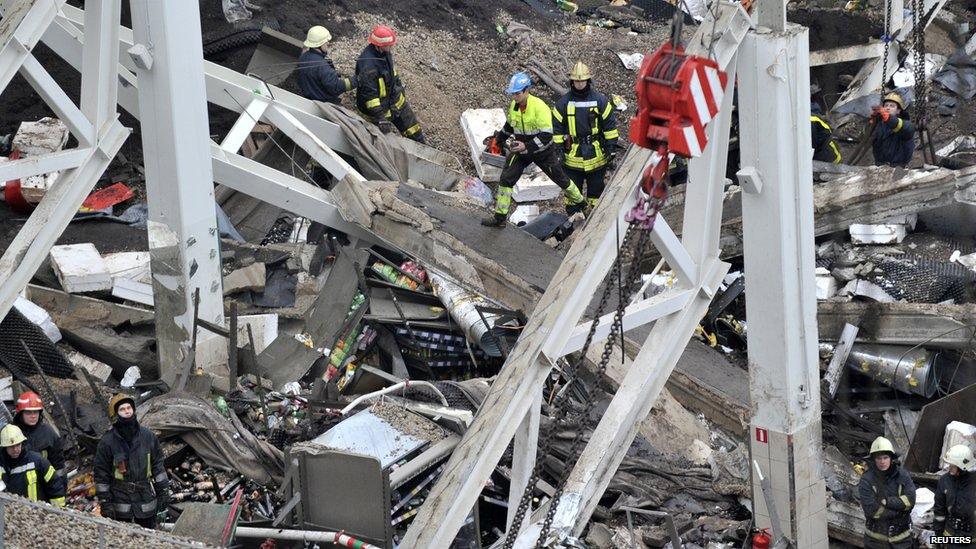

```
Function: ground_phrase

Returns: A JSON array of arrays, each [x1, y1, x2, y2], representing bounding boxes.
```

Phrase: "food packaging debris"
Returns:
[[460, 176, 494, 207], [80, 182, 134, 212]]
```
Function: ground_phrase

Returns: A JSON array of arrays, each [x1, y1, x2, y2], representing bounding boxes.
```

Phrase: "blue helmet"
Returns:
[[505, 71, 532, 94]]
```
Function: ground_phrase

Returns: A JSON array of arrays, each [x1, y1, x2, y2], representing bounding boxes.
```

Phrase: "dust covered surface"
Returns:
[[370, 401, 450, 444]]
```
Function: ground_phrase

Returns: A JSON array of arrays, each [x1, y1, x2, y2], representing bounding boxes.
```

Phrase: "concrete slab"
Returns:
[[223, 262, 266, 294], [102, 251, 151, 283], [65, 348, 113, 382], [197, 314, 278, 391], [49, 243, 113, 293]]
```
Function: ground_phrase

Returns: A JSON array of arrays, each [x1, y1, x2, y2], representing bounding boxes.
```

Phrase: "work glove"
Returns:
[[510, 140, 527, 154], [563, 135, 573, 152], [377, 119, 395, 134]]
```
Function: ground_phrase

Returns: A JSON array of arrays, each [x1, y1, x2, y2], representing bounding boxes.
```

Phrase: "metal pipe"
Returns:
[[846, 343, 940, 397], [161, 523, 383, 548], [429, 272, 503, 357], [340, 380, 448, 415]]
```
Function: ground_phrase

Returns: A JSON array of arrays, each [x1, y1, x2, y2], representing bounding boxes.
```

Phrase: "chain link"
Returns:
[[500, 214, 655, 548], [880, 0, 893, 93]]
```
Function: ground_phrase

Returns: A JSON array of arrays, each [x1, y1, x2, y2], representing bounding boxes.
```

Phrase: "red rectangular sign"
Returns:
[[755, 427, 768, 443]]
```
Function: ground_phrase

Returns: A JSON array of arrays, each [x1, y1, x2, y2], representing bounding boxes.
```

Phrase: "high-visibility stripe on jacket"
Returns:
[[1, 450, 65, 506], [94, 423, 169, 520], [355, 43, 405, 120], [858, 462, 916, 544], [500, 94, 555, 154], [553, 87, 618, 172], [810, 115, 842, 164]]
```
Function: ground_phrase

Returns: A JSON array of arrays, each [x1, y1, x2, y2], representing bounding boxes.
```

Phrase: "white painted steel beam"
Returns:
[[0, 147, 90, 181], [0, 0, 65, 92], [560, 288, 694, 356], [263, 104, 365, 183], [19, 55, 94, 146], [507, 392, 542, 535], [738, 24, 828, 547], [220, 97, 269, 153], [130, 0, 224, 388], [79, 0, 119, 132]]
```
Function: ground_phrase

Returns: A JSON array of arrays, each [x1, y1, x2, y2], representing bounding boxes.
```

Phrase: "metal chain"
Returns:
[[910, 0, 927, 133], [880, 0, 893, 93], [501, 219, 651, 549]]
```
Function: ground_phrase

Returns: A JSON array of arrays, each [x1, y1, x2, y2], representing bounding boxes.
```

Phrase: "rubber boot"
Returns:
[[563, 181, 586, 216], [409, 131, 427, 144], [481, 212, 507, 227]]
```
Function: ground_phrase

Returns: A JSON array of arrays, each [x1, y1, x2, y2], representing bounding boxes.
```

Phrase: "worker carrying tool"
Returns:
[[297, 26, 356, 105], [355, 25, 426, 143], [811, 101, 842, 164], [481, 72, 586, 227], [13, 391, 65, 474], [871, 92, 915, 167], [931, 444, 975, 547], [0, 424, 65, 506], [94, 394, 170, 528], [552, 61, 619, 212], [858, 436, 917, 548]]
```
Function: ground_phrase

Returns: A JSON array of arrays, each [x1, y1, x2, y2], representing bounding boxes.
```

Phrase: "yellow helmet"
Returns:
[[0, 424, 26, 447], [869, 436, 896, 456], [569, 61, 592, 81], [108, 393, 136, 420], [304, 26, 333, 49], [882, 92, 905, 110], [945, 444, 976, 472]]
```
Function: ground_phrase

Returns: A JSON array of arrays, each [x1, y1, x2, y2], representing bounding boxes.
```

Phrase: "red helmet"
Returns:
[[15, 391, 44, 413], [368, 25, 397, 47]]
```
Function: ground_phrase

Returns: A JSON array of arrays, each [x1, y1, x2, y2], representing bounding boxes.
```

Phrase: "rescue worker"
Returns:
[[355, 25, 426, 143], [0, 424, 65, 506], [871, 92, 915, 167], [482, 72, 586, 227], [932, 444, 975, 547], [296, 26, 356, 105], [13, 391, 65, 474], [552, 61, 619, 211], [811, 101, 842, 164], [858, 436, 917, 548], [94, 394, 169, 528]]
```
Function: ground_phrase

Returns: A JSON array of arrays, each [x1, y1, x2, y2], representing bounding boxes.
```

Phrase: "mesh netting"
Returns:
[[871, 256, 976, 303], [0, 308, 74, 378]]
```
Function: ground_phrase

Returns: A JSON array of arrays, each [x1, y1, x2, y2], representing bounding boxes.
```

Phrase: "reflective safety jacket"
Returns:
[[811, 115, 842, 164], [872, 112, 915, 167], [355, 44, 405, 120], [0, 450, 65, 506], [16, 414, 65, 472], [499, 94, 555, 155], [933, 471, 975, 536], [858, 462, 916, 545], [552, 86, 619, 172], [296, 49, 355, 105], [94, 423, 169, 520]]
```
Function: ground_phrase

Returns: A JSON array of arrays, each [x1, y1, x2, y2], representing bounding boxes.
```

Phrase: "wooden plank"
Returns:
[[817, 301, 976, 349], [823, 323, 858, 399]]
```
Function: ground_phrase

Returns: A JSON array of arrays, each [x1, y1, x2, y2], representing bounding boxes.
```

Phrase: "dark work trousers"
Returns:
[[565, 166, 607, 201]]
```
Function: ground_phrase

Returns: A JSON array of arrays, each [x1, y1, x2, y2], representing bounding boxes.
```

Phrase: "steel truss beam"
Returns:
[[402, 4, 750, 545], [0, 0, 127, 324]]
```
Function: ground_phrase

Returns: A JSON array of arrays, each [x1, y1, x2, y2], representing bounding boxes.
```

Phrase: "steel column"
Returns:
[[130, 0, 224, 387], [737, 24, 828, 548]]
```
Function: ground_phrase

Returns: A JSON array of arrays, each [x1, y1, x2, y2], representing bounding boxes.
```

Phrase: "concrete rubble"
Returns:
[[0, 0, 975, 547]]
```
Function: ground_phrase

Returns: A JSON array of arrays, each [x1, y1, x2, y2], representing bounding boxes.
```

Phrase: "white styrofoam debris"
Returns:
[[508, 204, 540, 226], [839, 279, 897, 302], [0, 377, 12, 402], [615, 52, 645, 71], [815, 267, 837, 300], [111, 278, 154, 306], [64, 349, 113, 382], [459, 108, 559, 202], [49, 243, 113, 293], [940, 421, 976, 470], [912, 488, 935, 526], [13, 296, 61, 343], [849, 223, 909, 244], [12, 118, 69, 203], [121, 366, 141, 388], [102, 251, 151, 283]]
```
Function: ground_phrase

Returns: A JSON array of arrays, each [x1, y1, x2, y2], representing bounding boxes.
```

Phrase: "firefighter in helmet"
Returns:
[[0, 424, 65, 506], [932, 444, 975, 547], [94, 394, 169, 528], [858, 436, 917, 548], [13, 391, 65, 473], [552, 61, 619, 212], [355, 24, 426, 143]]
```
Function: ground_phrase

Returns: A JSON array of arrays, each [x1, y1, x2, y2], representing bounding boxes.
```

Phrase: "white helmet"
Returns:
[[945, 444, 976, 472]]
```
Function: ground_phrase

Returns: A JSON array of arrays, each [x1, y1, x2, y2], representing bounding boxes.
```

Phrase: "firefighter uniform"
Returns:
[[858, 438, 917, 548], [14, 391, 65, 472], [355, 37, 425, 143], [296, 26, 356, 105], [94, 395, 169, 528], [872, 92, 915, 167], [933, 445, 976, 547], [553, 62, 619, 209], [811, 102, 842, 164], [0, 424, 65, 506]]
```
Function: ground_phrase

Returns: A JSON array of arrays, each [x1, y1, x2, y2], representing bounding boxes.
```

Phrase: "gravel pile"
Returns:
[[0, 493, 206, 548]]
